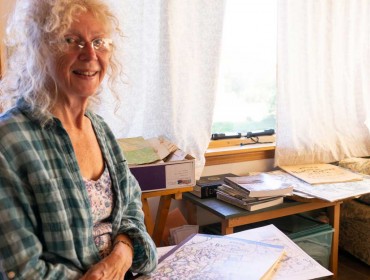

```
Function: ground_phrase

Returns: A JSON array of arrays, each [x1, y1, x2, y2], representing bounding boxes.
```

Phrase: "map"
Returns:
[[138, 234, 284, 280], [117, 137, 160, 165], [143, 225, 333, 280], [230, 224, 333, 280]]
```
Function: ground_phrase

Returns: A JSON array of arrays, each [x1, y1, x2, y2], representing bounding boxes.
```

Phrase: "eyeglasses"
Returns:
[[55, 36, 113, 53]]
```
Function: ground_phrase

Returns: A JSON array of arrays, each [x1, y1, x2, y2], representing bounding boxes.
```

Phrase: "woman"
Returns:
[[0, 0, 157, 279]]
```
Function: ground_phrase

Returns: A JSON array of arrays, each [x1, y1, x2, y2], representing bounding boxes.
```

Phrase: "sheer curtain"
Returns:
[[275, 0, 370, 166], [99, 1, 225, 177]]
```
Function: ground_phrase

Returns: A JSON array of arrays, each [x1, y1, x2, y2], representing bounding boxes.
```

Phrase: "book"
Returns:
[[217, 184, 274, 201], [217, 191, 284, 211], [190, 173, 238, 198], [279, 163, 363, 185], [224, 173, 294, 198], [138, 233, 284, 280]]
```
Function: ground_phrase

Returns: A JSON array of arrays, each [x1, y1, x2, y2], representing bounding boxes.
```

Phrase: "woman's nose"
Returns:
[[78, 43, 98, 61]]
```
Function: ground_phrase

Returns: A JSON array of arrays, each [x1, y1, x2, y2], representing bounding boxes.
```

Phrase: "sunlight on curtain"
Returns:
[[275, 0, 370, 166], [99, 1, 225, 177]]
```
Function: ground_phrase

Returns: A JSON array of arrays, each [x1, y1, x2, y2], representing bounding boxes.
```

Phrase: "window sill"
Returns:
[[205, 140, 275, 166]]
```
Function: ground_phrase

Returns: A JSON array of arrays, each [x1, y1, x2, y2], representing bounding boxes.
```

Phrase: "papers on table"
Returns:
[[279, 163, 363, 185], [270, 170, 370, 202]]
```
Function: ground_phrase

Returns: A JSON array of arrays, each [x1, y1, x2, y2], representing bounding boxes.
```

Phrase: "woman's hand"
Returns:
[[80, 236, 133, 280]]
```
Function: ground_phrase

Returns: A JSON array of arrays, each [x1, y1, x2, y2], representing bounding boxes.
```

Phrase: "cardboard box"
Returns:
[[129, 154, 195, 192]]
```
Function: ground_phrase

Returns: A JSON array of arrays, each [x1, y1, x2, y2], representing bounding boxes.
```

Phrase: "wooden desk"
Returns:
[[183, 193, 342, 279], [141, 186, 193, 246]]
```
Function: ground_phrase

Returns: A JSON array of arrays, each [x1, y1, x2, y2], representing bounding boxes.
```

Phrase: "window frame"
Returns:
[[205, 139, 275, 166], [211, 0, 277, 134]]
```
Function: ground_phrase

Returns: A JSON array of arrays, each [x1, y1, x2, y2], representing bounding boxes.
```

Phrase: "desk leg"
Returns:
[[221, 220, 234, 235], [327, 203, 341, 279], [142, 197, 154, 236], [152, 195, 172, 246]]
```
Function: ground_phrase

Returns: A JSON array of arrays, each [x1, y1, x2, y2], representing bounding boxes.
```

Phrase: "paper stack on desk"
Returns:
[[269, 170, 370, 202], [279, 163, 363, 185], [118, 136, 196, 191], [117, 136, 185, 165]]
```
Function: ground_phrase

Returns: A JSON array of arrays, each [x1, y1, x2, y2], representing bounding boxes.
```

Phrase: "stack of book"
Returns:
[[217, 173, 294, 211], [190, 173, 238, 198]]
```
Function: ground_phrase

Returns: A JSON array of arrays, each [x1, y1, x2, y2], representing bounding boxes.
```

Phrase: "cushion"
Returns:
[[338, 157, 370, 205], [340, 200, 370, 265]]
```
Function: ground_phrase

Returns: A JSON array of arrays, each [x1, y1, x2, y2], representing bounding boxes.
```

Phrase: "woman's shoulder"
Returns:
[[0, 106, 43, 148], [0, 106, 29, 131]]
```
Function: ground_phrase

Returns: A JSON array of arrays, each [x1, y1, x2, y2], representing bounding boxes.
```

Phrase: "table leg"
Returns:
[[141, 197, 154, 236], [221, 220, 234, 235], [327, 202, 341, 279], [152, 195, 172, 246]]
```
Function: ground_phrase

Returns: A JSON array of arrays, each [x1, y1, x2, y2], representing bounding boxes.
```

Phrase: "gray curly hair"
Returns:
[[0, 0, 122, 124]]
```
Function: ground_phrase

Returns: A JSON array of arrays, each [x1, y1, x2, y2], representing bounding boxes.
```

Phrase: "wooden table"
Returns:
[[141, 186, 194, 246], [183, 193, 342, 279]]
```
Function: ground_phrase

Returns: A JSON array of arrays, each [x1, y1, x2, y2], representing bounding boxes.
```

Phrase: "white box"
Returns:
[[129, 155, 195, 192]]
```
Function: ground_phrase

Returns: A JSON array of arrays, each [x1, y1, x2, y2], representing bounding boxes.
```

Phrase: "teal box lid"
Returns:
[[266, 214, 332, 236]]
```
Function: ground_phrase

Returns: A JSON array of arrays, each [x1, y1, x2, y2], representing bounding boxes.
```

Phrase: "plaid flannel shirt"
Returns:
[[0, 100, 157, 279]]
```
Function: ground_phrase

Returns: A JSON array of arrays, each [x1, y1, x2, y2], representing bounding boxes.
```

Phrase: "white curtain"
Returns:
[[275, 0, 370, 166], [99, 1, 225, 178]]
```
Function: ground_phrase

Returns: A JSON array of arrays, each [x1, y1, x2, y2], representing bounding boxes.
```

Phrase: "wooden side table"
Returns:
[[183, 193, 342, 278], [141, 186, 193, 246]]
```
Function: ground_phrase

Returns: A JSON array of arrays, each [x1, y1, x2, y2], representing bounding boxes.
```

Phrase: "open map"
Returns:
[[230, 224, 332, 280], [143, 225, 333, 280], [138, 233, 284, 280]]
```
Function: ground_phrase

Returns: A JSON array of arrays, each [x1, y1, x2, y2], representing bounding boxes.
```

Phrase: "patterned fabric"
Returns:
[[338, 157, 370, 175], [339, 157, 370, 204], [340, 200, 370, 265], [99, 2, 225, 179], [0, 99, 157, 279], [83, 167, 114, 258], [338, 157, 370, 265]]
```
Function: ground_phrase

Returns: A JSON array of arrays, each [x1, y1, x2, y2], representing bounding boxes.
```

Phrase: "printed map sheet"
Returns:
[[138, 233, 284, 280], [230, 224, 332, 280]]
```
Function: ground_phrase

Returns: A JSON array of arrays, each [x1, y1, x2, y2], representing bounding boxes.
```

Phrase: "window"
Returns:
[[212, 0, 277, 134]]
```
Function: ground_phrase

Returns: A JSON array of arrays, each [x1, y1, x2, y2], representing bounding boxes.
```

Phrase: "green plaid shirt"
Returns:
[[0, 100, 157, 279]]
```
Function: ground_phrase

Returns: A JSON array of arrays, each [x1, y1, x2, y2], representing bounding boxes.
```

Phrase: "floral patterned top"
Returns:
[[83, 166, 114, 258]]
